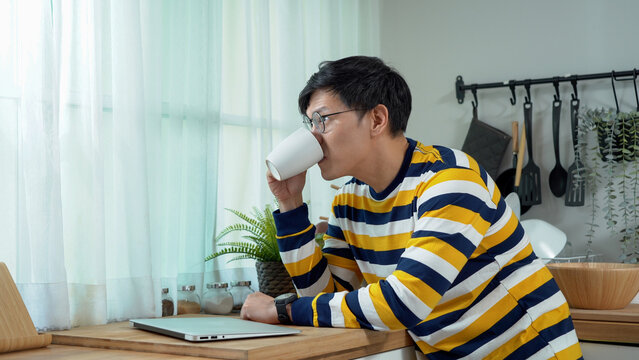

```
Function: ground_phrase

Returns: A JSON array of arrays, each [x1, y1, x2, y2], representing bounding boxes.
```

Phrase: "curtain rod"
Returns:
[[456, 68, 638, 105]]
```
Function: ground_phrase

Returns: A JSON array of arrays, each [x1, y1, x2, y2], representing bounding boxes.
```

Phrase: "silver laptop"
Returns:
[[129, 316, 301, 342]]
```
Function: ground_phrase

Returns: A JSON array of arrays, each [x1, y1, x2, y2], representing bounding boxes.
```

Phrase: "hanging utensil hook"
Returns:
[[570, 76, 578, 101], [633, 68, 639, 111], [471, 84, 478, 110], [611, 70, 620, 114], [524, 80, 532, 104], [553, 77, 561, 102], [509, 80, 517, 105]]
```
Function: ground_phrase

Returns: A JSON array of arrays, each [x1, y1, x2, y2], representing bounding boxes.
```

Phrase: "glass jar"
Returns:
[[202, 282, 234, 315], [177, 285, 201, 314], [161, 287, 174, 316], [229, 280, 255, 311]]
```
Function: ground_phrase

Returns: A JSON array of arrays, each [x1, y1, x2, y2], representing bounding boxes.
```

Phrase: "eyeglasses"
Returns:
[[302, 109, 366, 133]]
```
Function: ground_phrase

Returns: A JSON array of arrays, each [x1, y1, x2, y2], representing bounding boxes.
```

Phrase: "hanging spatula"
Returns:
[[520, 99, 542, 206], [565, 98, 585, 206]]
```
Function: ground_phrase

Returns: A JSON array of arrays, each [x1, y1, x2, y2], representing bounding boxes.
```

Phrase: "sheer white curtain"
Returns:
[[0, 0, 380, 331]]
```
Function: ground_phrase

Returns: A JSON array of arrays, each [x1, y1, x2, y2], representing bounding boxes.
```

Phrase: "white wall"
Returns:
[[380, 0, 639, 261]]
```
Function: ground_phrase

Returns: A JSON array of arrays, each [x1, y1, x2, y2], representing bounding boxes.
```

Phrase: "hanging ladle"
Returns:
[[548, 79, 567, 197]]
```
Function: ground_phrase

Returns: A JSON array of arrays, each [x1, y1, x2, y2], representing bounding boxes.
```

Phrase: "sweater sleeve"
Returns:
[[288, 168, 500, 329], [274, 203, 363, 297]]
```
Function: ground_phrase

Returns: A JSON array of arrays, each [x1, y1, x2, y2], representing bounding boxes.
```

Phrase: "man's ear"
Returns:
[[369, 104, 390, 136]]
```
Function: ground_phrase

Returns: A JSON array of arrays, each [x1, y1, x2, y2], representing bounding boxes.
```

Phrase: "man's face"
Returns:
[[305, 90, 370, 180]]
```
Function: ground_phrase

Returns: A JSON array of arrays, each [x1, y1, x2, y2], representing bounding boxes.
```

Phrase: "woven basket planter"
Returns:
[[255, 261, 296, 298]]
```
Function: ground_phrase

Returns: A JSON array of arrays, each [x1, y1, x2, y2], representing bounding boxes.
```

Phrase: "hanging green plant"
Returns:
[[579, 108, 639, 262]]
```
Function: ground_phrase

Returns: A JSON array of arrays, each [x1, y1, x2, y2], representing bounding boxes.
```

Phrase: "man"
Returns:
[[241, 56, 582, 359]]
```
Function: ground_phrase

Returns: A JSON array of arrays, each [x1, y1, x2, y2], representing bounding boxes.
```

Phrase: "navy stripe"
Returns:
[[333, 203, 414, 224], [503, 334, 549, 360], [326, 224, 345, 240], [322, 246, 355, 260], [411, 277, 503, 337], [291, 257, 329, 290], [351, 246, 405, 265], [451, 302, 527, 356], [277, 231, 315, 252], [450, 257, 495, 288], [538, 316, 576, 343], [396, 258, 451, 295], [494, 252, 537, 282], [406, 162, 433, 177], [333, 275, 355, 291], [423, 350, 463, 360], [345, 291, 374, 330], [479, 224, 526, 258], [315, 292, 336, 327], [379, 279, 421, 328], [517, 279, 560, 310], [412, 230, 476, 258], [290, 296, 315, 326], [418, 192, 495, 225]]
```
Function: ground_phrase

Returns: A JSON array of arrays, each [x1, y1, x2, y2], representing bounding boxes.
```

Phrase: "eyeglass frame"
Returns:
[[302, 109, 367, 133]]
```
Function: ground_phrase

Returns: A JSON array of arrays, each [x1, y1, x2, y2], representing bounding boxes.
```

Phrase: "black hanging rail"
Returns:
[[456, 69, 638, 105]]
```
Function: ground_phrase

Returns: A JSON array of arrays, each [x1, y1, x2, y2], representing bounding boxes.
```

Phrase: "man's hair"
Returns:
[[298, 56, 412, 135]]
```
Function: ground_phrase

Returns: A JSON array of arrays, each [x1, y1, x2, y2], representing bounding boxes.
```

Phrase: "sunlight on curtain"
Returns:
[[0, 0, 379, 330]]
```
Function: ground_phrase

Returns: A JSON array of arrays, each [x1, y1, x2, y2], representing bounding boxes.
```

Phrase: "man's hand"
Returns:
[[240, 291, 294, 325], [240, 291, 279, 324], [266, 170, 306, 212]]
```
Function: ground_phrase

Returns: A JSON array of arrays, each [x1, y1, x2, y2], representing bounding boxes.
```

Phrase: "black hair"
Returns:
[[298, 56, 412, 135]]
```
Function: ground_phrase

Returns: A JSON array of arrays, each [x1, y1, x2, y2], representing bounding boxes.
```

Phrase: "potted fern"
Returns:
[[205, 204, 296, 298]]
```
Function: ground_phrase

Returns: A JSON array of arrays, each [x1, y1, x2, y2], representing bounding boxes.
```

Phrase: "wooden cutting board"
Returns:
[[0, 262, 52, 353]]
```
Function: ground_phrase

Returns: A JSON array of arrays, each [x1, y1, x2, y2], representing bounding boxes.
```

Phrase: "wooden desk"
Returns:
[[570, 304, 639, 344], [45, 315, 413, 360]]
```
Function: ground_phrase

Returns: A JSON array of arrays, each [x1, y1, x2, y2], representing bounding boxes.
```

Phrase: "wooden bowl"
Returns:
[[546, 262, 639, 310]]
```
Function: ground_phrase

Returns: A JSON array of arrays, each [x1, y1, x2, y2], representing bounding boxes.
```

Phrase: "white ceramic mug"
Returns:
[[265, 128, 324, 181]]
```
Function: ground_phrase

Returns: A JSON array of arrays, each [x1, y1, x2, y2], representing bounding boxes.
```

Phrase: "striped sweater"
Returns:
[[274, 138, 582, 359]]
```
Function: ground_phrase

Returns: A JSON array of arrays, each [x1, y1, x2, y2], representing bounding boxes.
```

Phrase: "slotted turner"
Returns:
[[520, 100, 542, 206], [565, 98, 585, 206]]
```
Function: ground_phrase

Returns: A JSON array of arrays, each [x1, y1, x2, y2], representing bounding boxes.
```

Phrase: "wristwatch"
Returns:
[[274, 293, 297, 324]]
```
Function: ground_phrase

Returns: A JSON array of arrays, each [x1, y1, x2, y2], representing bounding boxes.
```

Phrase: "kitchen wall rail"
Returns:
[[456, 68, 638, 106]]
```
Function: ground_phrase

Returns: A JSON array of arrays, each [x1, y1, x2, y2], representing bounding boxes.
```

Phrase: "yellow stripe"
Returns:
[[342, 230, 411, 251], [435, 295, 518, 349], [427, 275, 494, 320], [284, 248, 323, 277], [509, 266, 553, 301], [334, 189, 416, 213], [311, 293, 323, 327], [413, 236, 468, 271], [466, 154, 481, 174], [369, 284, 404, 330], [531, 302, 570, 331], [277, 224, 314, 239], [413, 143, 443, 163], [324, 253, 360, 272], [477, 211, 519, 255], [394, 270, 441, 309], [419, 204, 491, 236], [414, 340, 439, 355], [341, 295, 361, 328], [362, 273, 385, 284], [426, 167, 487, 190], [555, 342, 583, 359]]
